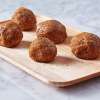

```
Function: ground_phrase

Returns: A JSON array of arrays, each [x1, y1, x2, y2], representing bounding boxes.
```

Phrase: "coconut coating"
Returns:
[[29, 37, 57, 62], [0, 20, 23, 48], [70, 32, 100, 60], [12, 7, 36, 31], [36, 20, 67, 44]]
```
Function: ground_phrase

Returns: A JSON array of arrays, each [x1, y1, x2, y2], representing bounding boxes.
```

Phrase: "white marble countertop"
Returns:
[[0, 0, 100, 100]]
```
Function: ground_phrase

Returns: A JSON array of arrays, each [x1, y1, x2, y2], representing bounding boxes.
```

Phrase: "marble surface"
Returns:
[[0, 0, 100, 100]]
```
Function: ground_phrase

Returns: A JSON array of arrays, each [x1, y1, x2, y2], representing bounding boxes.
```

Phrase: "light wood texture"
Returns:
[[0, 15, 100, 87]]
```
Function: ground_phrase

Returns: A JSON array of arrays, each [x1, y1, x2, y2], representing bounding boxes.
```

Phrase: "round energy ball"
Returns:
[[0, 20, 23, 48], [36, 20, 67, 44], [70, 32, 100, 60], [29, 37, 57, 62], [12, 7, 36, 31]]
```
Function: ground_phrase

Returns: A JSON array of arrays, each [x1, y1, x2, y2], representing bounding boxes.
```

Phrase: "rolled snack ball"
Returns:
[[0, 20, 23, 48], [36, 20, 67, 44], [70, 32, 100, 60], [29, 37, 57, 62], [12, 7, 36, 31]]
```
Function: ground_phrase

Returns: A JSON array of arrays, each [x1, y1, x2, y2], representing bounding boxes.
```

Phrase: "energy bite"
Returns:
[[36, 20, 67, 44], [29, 37, 57, 62], [12, 7, 36, 31], [70, 32, 100, 60], [0, 20, 23, 48]]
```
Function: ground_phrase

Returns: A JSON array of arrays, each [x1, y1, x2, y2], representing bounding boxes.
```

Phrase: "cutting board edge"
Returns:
[[0, 52, 100, 87], [48, 71, 100, 87]]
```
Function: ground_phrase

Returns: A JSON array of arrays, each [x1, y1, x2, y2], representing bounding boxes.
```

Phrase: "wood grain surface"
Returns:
[[0, 15, 100, 87]]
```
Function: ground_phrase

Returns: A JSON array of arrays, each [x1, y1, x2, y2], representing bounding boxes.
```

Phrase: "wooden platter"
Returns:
[[0, 15, 100, 87]]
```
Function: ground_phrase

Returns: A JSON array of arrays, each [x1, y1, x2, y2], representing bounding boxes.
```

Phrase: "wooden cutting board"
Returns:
[[0, 15, 100, 87]]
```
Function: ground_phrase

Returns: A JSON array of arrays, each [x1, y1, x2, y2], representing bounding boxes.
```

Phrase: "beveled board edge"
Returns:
[[0, 51, 100, 87]]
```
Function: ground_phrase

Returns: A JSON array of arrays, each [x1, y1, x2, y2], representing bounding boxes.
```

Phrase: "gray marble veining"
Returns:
[[0, 71, 35, 100], [0, 0, 100, 100]]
